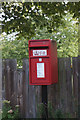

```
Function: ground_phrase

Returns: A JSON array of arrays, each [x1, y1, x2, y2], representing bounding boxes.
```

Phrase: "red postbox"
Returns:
[[28, 39, 58, 85]]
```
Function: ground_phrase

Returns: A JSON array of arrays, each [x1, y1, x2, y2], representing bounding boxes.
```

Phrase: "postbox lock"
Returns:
[[39, 58, 42, 62]]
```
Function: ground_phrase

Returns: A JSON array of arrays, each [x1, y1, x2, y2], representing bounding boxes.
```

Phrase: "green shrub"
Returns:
[[37, 103, 47, 118], [37, 101, 72, 118], [2, 100, 20, 119], [48, 101, 54, 118], [54, 109, 64, 118]]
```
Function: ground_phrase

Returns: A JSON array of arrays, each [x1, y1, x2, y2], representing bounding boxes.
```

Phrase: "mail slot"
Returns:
[[28, 39, 58, 85]]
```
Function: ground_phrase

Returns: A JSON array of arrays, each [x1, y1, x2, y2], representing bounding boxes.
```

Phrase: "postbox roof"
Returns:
[[29, 39, 56, 48]]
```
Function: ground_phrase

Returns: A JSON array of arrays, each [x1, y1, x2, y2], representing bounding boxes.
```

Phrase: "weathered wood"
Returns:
[[2, 60, 5, 101], [48, 58, 72, 116], [35, 85, 42, 118], [59, 58, 68, 113], [2, 57, 80, 118], [0, 59, 2, 112], [22, 59, 29, 118], [72, 57, 78, 117], [58, 58, 73, 116], [65, 58, 73, 115], [47, 58, 60, 118], [48, 84, 59, 118], [28, 85, 36, 118], [5, 59, 17, 107], [78, 57, 80, 118], [17, 69, 23, 117], [57, 58, 67, 113], [4, 59, 10, 100], [58, 58, 73, 115]]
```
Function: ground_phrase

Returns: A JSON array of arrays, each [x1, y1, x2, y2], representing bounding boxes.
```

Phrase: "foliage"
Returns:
[[1, 2, 80, 38], [2, 100, 20, 119], [66, 2, 80, 56], [53, 13, 78, 57], [37, 101, 72, 118], [37, 103, 47, 118], [67, 2, 80, 20], [48, 101, 54, 118], [48, 102, 65, 118], [54, 109, 64, 118], [2, 34, 29, 67], [33, 13, 78, 57], [2, 13, 78, 67], [1, 2, 67, 38], [1, 1, 80, 56], [1, 2, 79, 66]]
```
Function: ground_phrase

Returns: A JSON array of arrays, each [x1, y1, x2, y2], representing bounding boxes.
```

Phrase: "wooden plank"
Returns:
[[9, 59, 17, 107], [65, 58, 73, 115], [2, 60, 5, 100], [48, 84, 56, 108], [78, 56, 80, 117], [28, 84, 42, 118], [72, 57, 78, 117], [28, 85, 36, 118], [58, 58, 68, 113], [58, 57, 73, 116], [5, 59, 10, 100], [5, 59, 17, 107], [22, 59, 29, 118], [35, 85, 42, 118], [17, 69, 23, 117], [55, 58, 61, 110], [47, 58, 60, 118], [58, 57, 73, 115], [48, 84, 59, 118], [0, 59, 2, 112]]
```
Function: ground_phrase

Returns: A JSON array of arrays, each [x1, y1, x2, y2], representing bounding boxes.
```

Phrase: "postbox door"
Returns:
[[30, 58, 50, 84]]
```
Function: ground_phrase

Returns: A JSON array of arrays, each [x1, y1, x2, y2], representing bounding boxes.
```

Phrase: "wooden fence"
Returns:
[[2, 57, 80, 118]]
